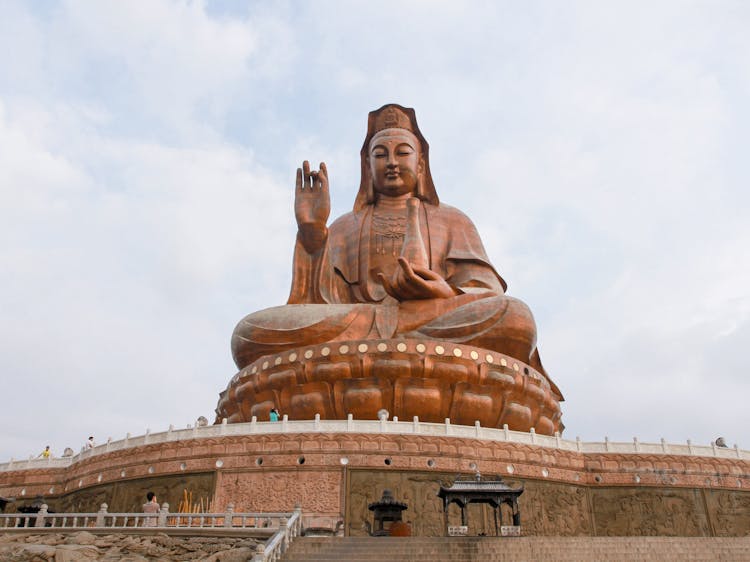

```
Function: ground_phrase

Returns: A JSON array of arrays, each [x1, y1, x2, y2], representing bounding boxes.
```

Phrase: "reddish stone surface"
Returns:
[[2, 433, 747, 503], [2, 432, 748, 536], [213, 469, 342, 515]]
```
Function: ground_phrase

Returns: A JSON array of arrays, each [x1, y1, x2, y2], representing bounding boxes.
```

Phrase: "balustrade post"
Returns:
[[279, 517, 288, 551], [158, 502, 169, 527], [294, 503, 303, 537], [96, 503, 108, 527], [224, 503, 235, 528], [251, 543, 266, 562], [36, 504, 48, 528]]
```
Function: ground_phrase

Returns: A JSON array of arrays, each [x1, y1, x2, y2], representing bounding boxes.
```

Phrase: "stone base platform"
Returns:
[[216, 339, 563, 435], [1, 421, 748, 537]]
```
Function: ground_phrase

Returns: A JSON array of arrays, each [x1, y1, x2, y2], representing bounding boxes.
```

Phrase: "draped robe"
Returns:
[[231, 199, 548, 379]]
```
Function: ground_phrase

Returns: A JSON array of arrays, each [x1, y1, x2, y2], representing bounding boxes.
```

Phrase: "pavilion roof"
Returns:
[[437, 474, 523, 496]]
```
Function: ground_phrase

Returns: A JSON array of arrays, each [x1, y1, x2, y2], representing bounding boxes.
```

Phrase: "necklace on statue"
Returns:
[[372, 211, 406, 256]]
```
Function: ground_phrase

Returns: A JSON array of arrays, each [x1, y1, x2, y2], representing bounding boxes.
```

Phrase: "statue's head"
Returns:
[[355, 104, 438, 211]]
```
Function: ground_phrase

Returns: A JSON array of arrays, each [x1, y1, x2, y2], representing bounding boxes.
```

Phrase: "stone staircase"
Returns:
[[282, 536, 750, 561]]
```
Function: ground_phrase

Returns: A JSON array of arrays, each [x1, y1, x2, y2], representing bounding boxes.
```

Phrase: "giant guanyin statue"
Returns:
[[216, 104, 563, 434]]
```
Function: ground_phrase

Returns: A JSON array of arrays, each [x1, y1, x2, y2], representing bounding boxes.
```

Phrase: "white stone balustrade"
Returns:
[[0, 504, 302, 562], [254, 505, 302, 562], [0, 502, 294, 532], [1, 417, 746, 472]]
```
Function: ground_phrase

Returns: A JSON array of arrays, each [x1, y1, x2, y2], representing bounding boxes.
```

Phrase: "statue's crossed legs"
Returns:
[[231, 294, 542, 374]]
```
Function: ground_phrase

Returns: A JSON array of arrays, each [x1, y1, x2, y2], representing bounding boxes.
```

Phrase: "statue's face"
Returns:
[[369, 129, 423, 198]]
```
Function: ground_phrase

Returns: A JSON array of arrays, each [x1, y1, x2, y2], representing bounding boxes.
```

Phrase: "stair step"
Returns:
[[282, 536, 750, 562]]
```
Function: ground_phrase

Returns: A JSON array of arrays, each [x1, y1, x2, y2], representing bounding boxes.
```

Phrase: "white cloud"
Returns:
[[0, 1, 748, 460]]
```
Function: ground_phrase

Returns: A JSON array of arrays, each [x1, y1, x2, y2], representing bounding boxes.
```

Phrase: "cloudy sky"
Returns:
[[1, 1, 748, 461]]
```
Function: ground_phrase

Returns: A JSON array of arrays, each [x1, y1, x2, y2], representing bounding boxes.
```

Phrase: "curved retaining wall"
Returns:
[[1, 420, 748, 536]]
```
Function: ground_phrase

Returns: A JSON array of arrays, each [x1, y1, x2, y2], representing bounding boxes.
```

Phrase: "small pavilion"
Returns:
[[437, 473, 523, 536]]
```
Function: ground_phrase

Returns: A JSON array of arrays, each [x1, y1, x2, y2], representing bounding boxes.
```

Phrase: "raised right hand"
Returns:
[[295, 160, 330, 253]]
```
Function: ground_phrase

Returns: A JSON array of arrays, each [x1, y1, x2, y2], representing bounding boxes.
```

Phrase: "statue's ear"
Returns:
[[355, 157, 376, 211], [368, 176, 375, 203], [416, 158, 426, 200]]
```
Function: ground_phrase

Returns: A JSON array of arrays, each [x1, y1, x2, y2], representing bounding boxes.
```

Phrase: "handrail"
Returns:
[[1, 417, 746, 472], [0, 502, 291, 533], [0, 504, 304, 562], [255, 506, 303, 562]]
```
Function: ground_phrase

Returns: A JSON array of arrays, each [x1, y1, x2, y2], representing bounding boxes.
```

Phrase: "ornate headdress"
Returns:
[[355, 104, 438, 211]]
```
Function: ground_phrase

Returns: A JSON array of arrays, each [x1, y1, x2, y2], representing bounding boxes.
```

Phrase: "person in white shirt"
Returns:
[[142, 492, 160, 527]]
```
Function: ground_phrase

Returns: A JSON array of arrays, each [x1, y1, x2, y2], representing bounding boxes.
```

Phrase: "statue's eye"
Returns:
[[372, 150, 386, 158], [396, 145, 414, 156]]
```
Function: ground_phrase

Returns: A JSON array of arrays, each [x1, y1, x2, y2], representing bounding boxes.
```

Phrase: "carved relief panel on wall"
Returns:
[[591, 488, 711, 537]]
